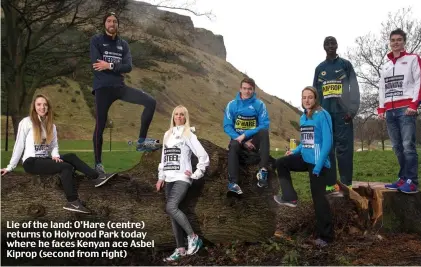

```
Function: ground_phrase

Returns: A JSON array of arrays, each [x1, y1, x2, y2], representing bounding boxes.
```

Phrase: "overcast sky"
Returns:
[[140, 0, 421, 107]]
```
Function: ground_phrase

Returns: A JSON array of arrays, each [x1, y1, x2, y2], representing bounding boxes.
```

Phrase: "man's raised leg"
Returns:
[[119, 85, 161, 152]]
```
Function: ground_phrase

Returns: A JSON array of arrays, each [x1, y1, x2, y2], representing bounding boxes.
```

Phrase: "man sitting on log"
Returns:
[[223, 77, 271, 194]]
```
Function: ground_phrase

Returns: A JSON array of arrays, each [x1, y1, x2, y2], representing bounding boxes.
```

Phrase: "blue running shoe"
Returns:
[[228, 182, 243, 194], [256, 168, 268, 188], [398, 179, 418, 194], [385, 178, 405, 190]]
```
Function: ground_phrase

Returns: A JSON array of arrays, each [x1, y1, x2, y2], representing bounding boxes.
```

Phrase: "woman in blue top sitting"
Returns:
[[273, 86, 334, 248]]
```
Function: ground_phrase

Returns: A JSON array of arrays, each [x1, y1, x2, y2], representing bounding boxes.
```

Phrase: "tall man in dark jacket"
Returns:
[[313, 36, 360, 195]]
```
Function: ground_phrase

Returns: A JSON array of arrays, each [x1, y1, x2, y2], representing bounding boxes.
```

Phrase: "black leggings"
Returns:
[[93, 85, 156, 164], [22, 153, 99, 202], [276, 153, 334, 242]]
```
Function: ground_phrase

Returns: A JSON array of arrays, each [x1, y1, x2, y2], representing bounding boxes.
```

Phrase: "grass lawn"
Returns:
[[1, 139, 135, 151], [1, 151, 141, 174], [270, 150, 418, 201], [2, 143, 414, 201]]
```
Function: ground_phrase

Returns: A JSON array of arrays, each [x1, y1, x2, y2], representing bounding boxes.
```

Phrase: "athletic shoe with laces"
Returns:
[[95, 163, 105, 175], [398, 179, 418, 194], [163, 248, 186, 262], [256, 168, 268, 188], [187, 234, 203, 255], [136, 138, 162, 152], [228, 182, 243, 194], [385, 178, 405, 190], [314, 238, 328, 248], [92, 173, 117, 187], [63, 199, 90, 214], [273, 195, 297, 208]]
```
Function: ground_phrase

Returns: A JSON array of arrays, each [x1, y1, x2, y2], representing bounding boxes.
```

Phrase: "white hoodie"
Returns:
[[6, 117, 60, 172], [158, 126, 209, 184]]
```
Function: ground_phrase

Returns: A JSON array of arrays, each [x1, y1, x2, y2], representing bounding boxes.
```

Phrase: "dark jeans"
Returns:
[[327, 112, 354, 186], [386, 107, 418, 185], [22, 153, 98, 202], [276, 153, 334, 242], [93, 85, 156, 164], [228, 129, 270, 183], [165, 181, 193, 248]]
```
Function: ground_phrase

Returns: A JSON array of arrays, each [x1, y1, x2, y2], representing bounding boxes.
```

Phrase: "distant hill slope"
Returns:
[[1, 2, 300, 149]]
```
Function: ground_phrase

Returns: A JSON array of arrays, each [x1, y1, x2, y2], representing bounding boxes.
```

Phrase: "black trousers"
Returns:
[[93, 85, 156, 164], [228, 129, 270, 183], [276, 153, 334, 242], [327, 113, 354, 186], [22, 153, 99, 202]]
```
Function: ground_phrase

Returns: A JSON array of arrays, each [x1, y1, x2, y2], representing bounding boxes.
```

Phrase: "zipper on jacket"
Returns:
[[392, 64, 395, 109]]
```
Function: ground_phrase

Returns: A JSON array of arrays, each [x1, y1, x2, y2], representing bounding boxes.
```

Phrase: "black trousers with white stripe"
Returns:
[[92, 85, 156, 164]]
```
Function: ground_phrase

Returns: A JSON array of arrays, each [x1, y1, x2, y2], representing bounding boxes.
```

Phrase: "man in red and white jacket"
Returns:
[[378, 28, 420, 194]]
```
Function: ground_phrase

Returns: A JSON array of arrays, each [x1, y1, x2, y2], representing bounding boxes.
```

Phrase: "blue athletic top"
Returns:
[[223, 92, 270, 140], [292, 108, 333, 175]]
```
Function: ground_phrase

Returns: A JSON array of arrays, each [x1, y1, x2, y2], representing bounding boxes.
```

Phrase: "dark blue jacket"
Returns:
[[89, 33, 132, 92], [313, 57, 360, 117], [223, 92, 270, 139]]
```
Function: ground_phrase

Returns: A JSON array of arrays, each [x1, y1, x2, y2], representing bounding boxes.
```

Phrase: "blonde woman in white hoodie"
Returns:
[[156, 105, 210, 262]]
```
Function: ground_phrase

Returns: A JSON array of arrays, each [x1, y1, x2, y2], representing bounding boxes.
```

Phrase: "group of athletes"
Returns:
[[2, 12, 420, 261]]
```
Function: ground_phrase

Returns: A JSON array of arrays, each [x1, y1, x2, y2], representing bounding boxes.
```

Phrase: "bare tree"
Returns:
[[373, 118, 389, 150], [1, 0, 214, 146], [354, 117, 366, 151], [1, 0, 130, 138], [347, 7, 421, 117]]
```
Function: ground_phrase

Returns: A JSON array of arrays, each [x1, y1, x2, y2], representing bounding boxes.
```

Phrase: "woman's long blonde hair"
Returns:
[[29, 94, 54, 144], [164, 105, 191, 144], [302, 86, 322, 119]]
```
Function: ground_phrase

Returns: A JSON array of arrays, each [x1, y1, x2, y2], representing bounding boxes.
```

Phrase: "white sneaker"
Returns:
[[163, 248, 186, 262], [186, 234, 203, 255]]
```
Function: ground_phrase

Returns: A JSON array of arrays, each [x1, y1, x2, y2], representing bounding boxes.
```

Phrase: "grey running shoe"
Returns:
[[92, 173, 117, 188], [314, 238, 328, 248], [273, 195, 297, 208], [63, 199, 90, 214], [136, 138, 162, 152], [95, 163, 105, 175]]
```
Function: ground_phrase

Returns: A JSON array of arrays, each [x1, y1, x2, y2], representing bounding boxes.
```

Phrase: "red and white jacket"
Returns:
[[378, 51, 421, 114]]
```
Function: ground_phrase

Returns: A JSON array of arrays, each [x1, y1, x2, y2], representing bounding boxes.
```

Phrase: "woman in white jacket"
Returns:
[[1, 94, 115, 214], [156, 105, 210, 262]]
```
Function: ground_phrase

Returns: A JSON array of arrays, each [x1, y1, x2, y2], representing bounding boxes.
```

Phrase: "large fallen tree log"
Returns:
[[2, 139, 419, 266], [1, 139, 281, 265]]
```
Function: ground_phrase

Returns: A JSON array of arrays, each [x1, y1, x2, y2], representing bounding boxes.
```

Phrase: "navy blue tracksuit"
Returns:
[[313, 56, 360, 186], [90, 33, 156, 164]]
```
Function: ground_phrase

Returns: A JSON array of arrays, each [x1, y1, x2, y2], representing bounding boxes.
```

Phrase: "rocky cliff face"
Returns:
[[124, 0, 226, 59]]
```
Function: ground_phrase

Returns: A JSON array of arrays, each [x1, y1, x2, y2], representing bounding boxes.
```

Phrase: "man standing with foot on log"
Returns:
[[313, 36, 360, 197], [223, 77, 270, 195], [379, 29, 420, 194], [90, 12, 161, 174]]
